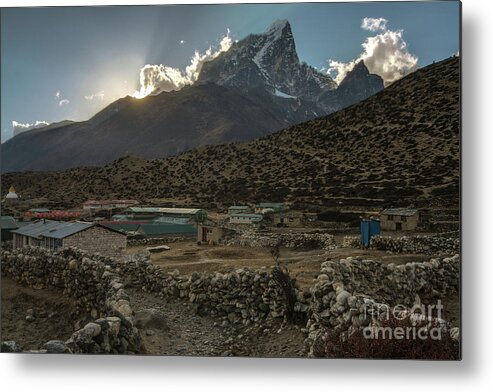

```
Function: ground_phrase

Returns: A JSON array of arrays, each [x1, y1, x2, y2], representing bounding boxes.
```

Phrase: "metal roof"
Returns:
[[12, 220, 93, 239], [127, 207, 205, 215], [1, 216, 18, 230], [102, 221, 197, 235], [381, 208, 418, 217]]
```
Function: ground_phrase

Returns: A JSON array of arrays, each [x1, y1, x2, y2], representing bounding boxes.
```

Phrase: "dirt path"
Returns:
[[127, 288, 307, 357]]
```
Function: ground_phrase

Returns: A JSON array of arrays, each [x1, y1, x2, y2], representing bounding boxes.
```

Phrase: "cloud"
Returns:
[[54, 90, 70, 106], [328, 18, 418, 86], [361, 17, 388, 32], [84, 91, 105, 101], [133, 29, 233, 98], [180, 40, 186, 45], [12, 120, 50, 136]]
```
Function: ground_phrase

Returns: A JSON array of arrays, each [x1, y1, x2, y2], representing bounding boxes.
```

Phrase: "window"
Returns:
[[401, 216, 407, 222], [388, 215, 394, 221]]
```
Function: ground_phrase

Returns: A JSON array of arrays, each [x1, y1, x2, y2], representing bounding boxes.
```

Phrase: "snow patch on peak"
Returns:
[[274, 89, 297, 99]]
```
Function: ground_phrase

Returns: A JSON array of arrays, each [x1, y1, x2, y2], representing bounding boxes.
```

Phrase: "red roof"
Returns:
[[83, 199, 139, 205]]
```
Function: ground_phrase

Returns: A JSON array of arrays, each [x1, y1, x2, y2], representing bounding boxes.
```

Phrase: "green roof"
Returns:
[[1, 216, 18, 230], [102, 222, 196, 235]]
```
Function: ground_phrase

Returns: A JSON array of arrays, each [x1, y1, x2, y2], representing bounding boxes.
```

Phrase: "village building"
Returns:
[[273, 212, 305, 227], [1, 216, 19, 241], [126, 207, 207, 223], [83, 199, 139, 211], [228, 206, 250, 215], [254, 202, 284, 214], [12, 220, 127, 258], [197, 223, 235, 245], [380, 208, 420, 231], [229, 213, 263, 225]]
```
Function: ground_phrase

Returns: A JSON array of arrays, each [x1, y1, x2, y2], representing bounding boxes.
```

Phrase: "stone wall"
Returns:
[[1, 247, 140, 354], [224, 232, 336, 250], [342, 232, 459, 255], [304, 254, 460, 356], [118, 252, 303, 324], [1, 244, 460, 356], [127, 236, 188, 247], [63, 225, 126, 258]]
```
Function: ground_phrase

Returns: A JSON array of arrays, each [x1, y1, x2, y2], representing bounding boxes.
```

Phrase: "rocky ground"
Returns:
[[0, 277, 88, 350], [128, 288, 306, 357]]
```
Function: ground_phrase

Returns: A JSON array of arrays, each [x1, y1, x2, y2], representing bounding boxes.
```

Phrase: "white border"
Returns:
[[2, 0, 492, 390]]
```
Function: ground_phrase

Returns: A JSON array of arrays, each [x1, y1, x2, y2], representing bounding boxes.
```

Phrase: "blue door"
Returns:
[[370, 218, 381, 237]]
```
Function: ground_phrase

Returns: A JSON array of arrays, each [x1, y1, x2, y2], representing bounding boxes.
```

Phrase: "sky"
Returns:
[[0, 1, 460, 142]]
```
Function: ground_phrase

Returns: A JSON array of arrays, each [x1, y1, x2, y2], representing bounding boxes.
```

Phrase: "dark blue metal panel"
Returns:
[[360, 219, 370, 247], [370, 218, 381, 237]]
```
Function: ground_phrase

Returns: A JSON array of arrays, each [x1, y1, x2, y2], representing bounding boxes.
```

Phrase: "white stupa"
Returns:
[[5, 185, 19, 200]]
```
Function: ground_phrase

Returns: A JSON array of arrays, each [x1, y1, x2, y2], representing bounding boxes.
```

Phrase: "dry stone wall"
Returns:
[[2, 245, 460, 357], [118, 252, 302, 324], [1, 247, 141, 354], [224, 232, 336, 250], [342, 232, 459, 255], [304, 254, 460, 356]]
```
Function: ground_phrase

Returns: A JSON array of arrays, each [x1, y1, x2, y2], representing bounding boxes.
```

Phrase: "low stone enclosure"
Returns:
[[223, 232, 336, 250], [1, 246, 460, 356], [342, 232, 460, 255]]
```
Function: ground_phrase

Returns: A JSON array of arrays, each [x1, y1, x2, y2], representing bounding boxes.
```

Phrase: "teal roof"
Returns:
[[102, 222, 196, 235]]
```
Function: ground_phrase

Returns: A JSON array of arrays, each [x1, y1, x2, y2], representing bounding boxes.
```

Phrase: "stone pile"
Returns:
[[224, 232, 336, 250], [1, 247, 141, 354]]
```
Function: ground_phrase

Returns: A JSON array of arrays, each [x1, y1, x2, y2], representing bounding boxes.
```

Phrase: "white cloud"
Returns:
[[132, 29, 233, 98], [361, 17, 388, 32], [328, 18, 418, 86], [55, 91, 61, 99], [58, 99, 70, 106], [84, 91, 105, 101], [180, 40, 186, 45], [12, 120, 50, 136]]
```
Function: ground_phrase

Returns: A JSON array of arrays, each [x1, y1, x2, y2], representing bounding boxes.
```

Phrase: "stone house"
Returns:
[[273, 212, 305, 227], [380, 208, 420, 231], [197, 224, 235, 244], [12, 219, 126, 258]]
